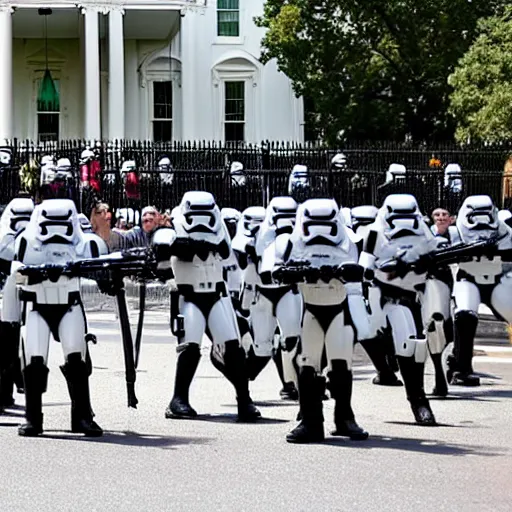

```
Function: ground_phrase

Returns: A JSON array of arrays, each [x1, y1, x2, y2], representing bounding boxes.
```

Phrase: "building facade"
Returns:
[[0, 0, 304, 144]]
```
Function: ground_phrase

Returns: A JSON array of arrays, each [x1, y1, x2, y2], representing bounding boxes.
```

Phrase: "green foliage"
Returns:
[[449, 9, 512, 143], [255, 0, 507, 144]]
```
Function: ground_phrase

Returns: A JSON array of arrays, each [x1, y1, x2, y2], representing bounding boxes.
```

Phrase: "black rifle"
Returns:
[[377, 236, 500, 276], [272, 260, 365, 285], [18, 247, 157, 409]]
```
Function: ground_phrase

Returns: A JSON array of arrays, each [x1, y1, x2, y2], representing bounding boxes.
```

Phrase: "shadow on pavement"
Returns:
[[448, 388, 512, 401], [39, 430, 213, 449], [235, 400, 298, 408], [318, 434, 507, 457], [0, 422, 21, 427], [192, 413, 289, 425]]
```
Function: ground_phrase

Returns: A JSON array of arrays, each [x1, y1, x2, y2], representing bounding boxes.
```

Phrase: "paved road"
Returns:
[[0, 309, 511, 512]]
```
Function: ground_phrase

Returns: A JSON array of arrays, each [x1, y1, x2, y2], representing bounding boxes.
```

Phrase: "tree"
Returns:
[[448, 9, 512, 143], [255, 0, 507, 144]]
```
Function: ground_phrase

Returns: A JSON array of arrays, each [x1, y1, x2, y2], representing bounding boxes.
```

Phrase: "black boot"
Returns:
[[397, 355, 436, 426], [62, 353, 102, 436], [272, 344, 299, 400], [166, 343, 201, 419], [328, 360, 369, 440], [18, 356, 48, 437], [451, 310, 480, 386], [60, 344, 96, 418], [0, 322, 21, 408], [359, 338, 403, 387], [286, 366, 325, 443], [430, 353, 448, 396], [219, 340, 261, 422], [246, 347, 271, 382]]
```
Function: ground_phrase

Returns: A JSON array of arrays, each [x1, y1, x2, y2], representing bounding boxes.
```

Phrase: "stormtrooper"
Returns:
[[250, 196, 303, 399], [287, 164, 311, 204], [157, 156, 174, 186], [359, 194, 452, 425], [152, 191, 261, 422], [350, 205, 403, 387], [0, 197, 35, 408], [448, 195, 512, 386], [220, 208, 249, 344], [272, 198, 373, 443], [13, 198, 106, 436], [231, 205, 274, 381]]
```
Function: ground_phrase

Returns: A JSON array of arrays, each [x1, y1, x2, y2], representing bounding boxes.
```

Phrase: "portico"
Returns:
[[0, 0, 205, 142]]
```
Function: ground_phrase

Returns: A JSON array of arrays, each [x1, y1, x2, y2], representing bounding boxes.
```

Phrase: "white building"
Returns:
[[0, 0, 304, 143]]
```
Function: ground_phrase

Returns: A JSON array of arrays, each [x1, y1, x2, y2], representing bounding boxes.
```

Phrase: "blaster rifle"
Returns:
[[272, 260, 364, 285], [17, 247, 157, 409], [377, 235, 501, 275]]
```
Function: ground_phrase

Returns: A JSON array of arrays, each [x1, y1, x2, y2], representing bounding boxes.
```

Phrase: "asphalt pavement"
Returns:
[[0, 307, 511, 512]]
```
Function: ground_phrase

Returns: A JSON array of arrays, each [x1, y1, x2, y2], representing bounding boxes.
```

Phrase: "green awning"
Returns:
[[37, 69, 60, 112]]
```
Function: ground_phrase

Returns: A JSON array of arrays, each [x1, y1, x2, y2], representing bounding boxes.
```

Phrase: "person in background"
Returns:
[[431, 208, 461, 244], [90, 203, 169, 250]]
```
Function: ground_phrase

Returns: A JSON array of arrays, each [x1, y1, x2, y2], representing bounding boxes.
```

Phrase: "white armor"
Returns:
[[448, 195, 512, 386], [14, 199, 106, 436], [0, 198, 35, 409], [221, 208, 243, 296], [0, 198, 35, 323], [250, 197, 303, 389], [444, 163, 463, 193], [158, 156, 174, 185], [152, 191, 260, 421], [274, 198, 370, 443], [359, 194, 451, 424]]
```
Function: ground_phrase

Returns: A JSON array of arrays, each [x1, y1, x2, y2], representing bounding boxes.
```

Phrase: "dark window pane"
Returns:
[[153, 121, 172, 142], [217, 0, 239, 8], [153, 82, 173, 119], [225, 123, 244, 142], [225, 81, 244, 121], [217, 1, 239, 36], [38, 113, 59, 142]]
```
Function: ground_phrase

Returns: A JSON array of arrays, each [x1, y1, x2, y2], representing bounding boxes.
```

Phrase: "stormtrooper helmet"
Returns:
[[221, 207, 242, 240], [0, 148, 12, 166], [266, 196, 298, 234], [240, 206, 266, 238], [179, 191, 222, 235], [385, 163, 407, 184], [457, 195, 499, 237], [351, 205, 379, 232], [295, 198, 345, 246], [0, 198, 35, 235], [33, 199, 80, 245], [288, 164, 311, 203], [444, 163, 463, 193], [331, 153, 347, 170], [380, 194, 424, 239]]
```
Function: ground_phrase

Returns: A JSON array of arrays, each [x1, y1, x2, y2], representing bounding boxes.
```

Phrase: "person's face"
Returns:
[[95, 205, 112, 223], [142, 212, 157, 233], [432, 209, 451, 233]]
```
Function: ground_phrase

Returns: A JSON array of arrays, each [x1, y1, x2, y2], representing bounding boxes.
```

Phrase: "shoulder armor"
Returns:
[[152, 227, 176, 246]]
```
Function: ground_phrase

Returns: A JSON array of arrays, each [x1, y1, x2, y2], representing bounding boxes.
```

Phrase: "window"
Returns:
[[217, 0, 239, 37], [152, 81, 173, 142], [224, 81, 245, 142], [36, 79, 60, 142]]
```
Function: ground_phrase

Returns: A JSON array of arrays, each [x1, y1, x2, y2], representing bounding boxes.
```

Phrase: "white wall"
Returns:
[[179, 0, 303, 143], [11, 1, 304, 143]]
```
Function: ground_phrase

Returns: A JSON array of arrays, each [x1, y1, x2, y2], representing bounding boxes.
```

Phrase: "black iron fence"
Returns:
[[1, 139, 511, 217], [6, 138, 512, 172]]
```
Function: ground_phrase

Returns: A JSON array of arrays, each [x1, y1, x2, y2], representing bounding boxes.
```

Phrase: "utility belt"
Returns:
[[19, 289, 81, 307], [375, 279, 421, 308], [170, 282, 228, 340]]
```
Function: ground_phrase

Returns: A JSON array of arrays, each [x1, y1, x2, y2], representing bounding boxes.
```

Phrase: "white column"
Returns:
[[0, 6, 13, 142], [83, 7, 101, 140], [180, 12, 196, 141], [108, 7, 125, 140]]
